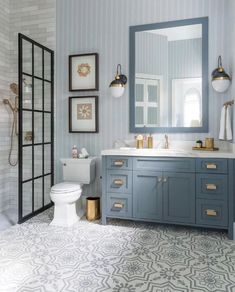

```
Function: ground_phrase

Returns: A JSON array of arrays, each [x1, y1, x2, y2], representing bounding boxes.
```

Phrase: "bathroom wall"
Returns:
[[0, 0, 11, 212], [136, 32, 168, 126], [0, 0, 56, 215], [226, 0, 235, 140], [8, 0, 56, 211], [56, 0, 229, 195], [8, 0, 56, 212]]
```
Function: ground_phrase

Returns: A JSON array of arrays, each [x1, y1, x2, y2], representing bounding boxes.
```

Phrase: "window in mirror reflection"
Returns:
[[135, 74, 162, 127], [172, 78, 202, 127]]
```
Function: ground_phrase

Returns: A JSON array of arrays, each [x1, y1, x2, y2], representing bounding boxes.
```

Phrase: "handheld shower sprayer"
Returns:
[[2, 83, 19, 166]]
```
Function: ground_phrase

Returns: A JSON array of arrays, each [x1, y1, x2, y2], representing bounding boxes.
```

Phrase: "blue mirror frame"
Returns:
[[129, 17, 209, 133]]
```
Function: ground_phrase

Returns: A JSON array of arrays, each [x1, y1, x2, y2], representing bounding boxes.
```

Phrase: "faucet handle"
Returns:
[[164, 134, 169, 149]]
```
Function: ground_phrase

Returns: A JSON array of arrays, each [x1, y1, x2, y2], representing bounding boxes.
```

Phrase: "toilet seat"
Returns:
[[51, 182, 81, 194]]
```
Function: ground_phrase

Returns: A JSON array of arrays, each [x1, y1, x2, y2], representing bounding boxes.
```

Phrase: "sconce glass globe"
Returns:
[[212, 78, 231, 93]]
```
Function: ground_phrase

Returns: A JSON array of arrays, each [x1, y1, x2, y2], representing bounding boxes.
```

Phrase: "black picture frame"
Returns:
[[69, 53, 99, 91], [69, 96, 99, 133]]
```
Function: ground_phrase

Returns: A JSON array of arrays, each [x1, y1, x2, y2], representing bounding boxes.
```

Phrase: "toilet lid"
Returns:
[[51, 182, 81, 194]]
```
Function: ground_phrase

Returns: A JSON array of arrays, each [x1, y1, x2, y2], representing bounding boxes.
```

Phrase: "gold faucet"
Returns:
[[164, 134, 169, 149]]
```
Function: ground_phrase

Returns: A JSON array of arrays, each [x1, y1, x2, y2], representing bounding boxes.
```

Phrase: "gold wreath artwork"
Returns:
[[77, 63, 91, 77], [77, 103, 92, 120]]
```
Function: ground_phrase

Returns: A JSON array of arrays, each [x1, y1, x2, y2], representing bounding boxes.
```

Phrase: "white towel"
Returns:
[[219, 106, 233, 140]]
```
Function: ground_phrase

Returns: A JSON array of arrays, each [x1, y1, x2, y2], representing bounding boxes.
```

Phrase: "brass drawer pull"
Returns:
[[205, 163, 217, 169], [206, 183, 217, 190], [113, 202, 124, 209], [113, 160, 124, 167], [205, 209, 217, 216], [113, 179, 124, 186]]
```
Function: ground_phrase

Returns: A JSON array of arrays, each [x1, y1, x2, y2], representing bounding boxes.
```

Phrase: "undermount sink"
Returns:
[[119, 147, 194, 157]]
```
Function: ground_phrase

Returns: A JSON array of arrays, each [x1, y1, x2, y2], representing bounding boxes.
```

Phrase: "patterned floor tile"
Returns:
[[0, 208, 234, 292]]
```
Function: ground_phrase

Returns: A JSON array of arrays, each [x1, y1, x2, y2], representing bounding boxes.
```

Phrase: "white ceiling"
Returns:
[[146, 24, 202, 41]]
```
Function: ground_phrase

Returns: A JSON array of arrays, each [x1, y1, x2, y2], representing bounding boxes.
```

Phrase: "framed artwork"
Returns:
[[69, 53, 99, 91], [69, 96, 99, 133]]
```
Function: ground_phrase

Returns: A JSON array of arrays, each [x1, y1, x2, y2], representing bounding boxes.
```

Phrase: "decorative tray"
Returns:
[[192, 147, 219, 151]]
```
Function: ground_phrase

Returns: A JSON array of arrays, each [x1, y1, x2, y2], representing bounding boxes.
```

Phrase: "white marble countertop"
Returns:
[[101, 148, 235, 159]]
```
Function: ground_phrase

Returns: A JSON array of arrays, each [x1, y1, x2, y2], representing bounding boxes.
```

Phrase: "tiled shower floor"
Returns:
[[0, 208, 235, 291]]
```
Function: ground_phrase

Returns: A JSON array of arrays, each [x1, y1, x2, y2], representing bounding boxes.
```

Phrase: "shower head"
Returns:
[[10, 83, 18, 95]]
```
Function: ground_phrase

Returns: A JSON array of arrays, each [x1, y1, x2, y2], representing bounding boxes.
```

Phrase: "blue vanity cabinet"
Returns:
[[133, 171, 163, 220], [163, 172, 195, 223], [102, 155, 234, 239]]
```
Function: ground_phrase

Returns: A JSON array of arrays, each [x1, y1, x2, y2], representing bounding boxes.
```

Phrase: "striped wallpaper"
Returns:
[[56, 0, 231, 196]]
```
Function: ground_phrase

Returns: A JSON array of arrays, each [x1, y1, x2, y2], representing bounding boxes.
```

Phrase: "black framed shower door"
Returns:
[[18, 33, 54, 223]]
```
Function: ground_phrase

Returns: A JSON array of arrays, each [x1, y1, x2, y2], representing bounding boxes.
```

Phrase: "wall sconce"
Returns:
[[211, 55, 231, 93], [109, 64, 127, 98]]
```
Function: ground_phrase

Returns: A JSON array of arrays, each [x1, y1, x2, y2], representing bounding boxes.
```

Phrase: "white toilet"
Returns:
[[50, 157, 96, 227]]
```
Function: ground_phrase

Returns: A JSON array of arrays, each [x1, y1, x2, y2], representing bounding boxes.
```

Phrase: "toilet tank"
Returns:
[[60, 157, 96, 184]]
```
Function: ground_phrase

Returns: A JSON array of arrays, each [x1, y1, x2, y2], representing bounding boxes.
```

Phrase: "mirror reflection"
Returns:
[[135, 23, 202, 128]]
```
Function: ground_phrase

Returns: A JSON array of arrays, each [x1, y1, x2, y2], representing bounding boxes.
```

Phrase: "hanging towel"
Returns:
[[219, 105, 233, 140]]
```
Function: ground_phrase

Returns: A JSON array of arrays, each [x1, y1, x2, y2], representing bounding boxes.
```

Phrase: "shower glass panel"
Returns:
[[22, 74, 32, 109], [19, 33, 54, 223], [34, 79, 43, 110]]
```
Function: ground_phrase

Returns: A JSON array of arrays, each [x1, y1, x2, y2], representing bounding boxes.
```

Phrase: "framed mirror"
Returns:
[[129, 17, 208, 133]]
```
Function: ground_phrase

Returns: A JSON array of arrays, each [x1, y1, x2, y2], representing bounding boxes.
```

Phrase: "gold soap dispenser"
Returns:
[[147, 134, 153, 148], [136, 135, 144, 149]]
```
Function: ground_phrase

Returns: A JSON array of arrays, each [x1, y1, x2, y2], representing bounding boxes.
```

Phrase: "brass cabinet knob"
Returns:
[[205, 163, 217, 169], [113, 179, 124, 186], [206, 183, 217, 190], [114, 160, 124, 166], [205, 209, 217, 216], [113, 202, 124, 209]]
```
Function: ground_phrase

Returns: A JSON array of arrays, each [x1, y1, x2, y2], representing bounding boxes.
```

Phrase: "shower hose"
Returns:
[[9, 109, 18, 166]]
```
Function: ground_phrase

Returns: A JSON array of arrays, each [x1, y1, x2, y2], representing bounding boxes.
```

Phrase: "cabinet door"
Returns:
[[133, 171, 163, 220], [163, 172, 195, 223]]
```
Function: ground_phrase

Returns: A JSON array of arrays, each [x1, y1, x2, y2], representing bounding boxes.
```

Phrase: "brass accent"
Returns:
[[147, 135, 153, 148], [25, 131, 33, 142], [114, 160, 124, 166], [136, 139, 143, 149], [192, 147, 219, 151], [212, 76, 230, 80], [206, 183, 217, 190], [110, 83, 124, 87], [205, 209, 217, 216], [113, 179, 124, 186], [206, 163, 217, 169], [205, 138, 214, 149], [113, 202, 124, 209], [86, 197, 101, 221], [223, 100, 234, 107], [206, 184, 217, 190]]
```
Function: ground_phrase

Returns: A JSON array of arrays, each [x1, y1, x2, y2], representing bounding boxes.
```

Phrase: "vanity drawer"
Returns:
[[196, 159, 228, 174], [106, 193, 132, 218], [133, 157, 195, 172], [196, 199, 228, 227], [107, 156, 132, 170], [106, 170, 132, 194], [196, 174, 228, 200]]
